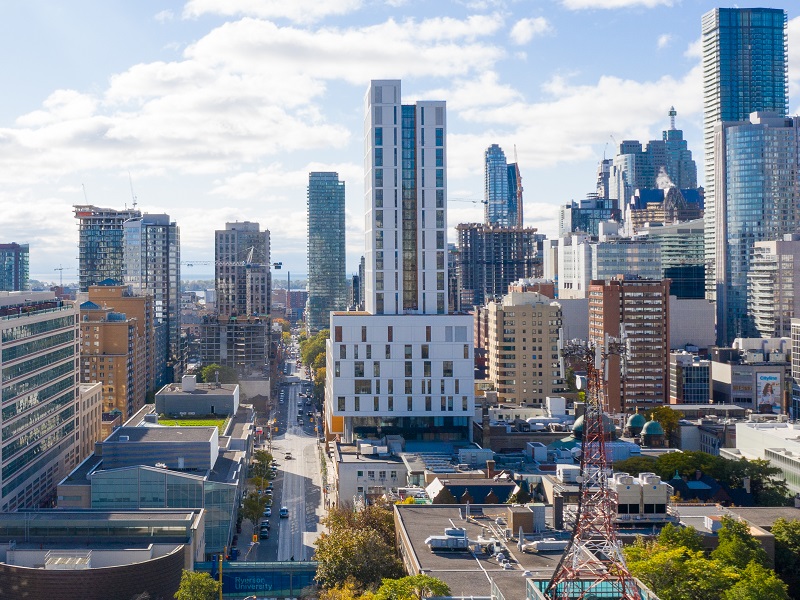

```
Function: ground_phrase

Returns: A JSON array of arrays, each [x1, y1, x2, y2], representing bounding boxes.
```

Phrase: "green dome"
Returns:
[[626, 413, 646, 428], [641, 418, 664, 436], [572, 413, 617, 440]]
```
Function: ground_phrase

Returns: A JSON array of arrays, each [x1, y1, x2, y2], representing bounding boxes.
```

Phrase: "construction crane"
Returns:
[[128, 172, 138, 210], [449, 198, 487, 205], [53, 265, 73, 288]]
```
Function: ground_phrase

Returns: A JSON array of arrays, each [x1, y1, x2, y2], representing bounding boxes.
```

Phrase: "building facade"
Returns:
[[364, 80, 447, 316], [558, 197, 620, 237], [637, 219, 705, 299], [714, 113, 800, 345], [484, 144, 522, 228], [306, 172, 347, 333], [669, 352, 711, 404], [456, 223, 541, 308], [0, 292, 81, 512], [748, 235, 800, 339], [215, 222, 270, 318], [326, 80, 474, 444], [702, 7, 788, 301], [123, 214, 181, 377], [73, 205, 141, 291], [589, 277, 670, 413], [0, 243, 29, 292], [486, 292, 566, 407]]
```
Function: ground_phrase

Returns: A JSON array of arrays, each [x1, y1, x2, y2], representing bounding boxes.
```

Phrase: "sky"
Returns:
[[1, 0, 799, 285]]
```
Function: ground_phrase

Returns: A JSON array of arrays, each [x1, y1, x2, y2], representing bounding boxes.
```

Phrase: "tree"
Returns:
[[772, 518, 800, 598], [742, 459, 791, 507], [647, 406, 683, 441], [723, 561, 789, 600], [507, 482, 531, 504], [240, 493, 267, 528], [611, 456, 658, 477], [711, 517, 768, 570], [319, 578, 363, 600], [658, 522, 703, 552], [315, 503, 403, 591], [199, 363, 238, 384], [373, 575, 451, 600], [174, 570, 221, 600]]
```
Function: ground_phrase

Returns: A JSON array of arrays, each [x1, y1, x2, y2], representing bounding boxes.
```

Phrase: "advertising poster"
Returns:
[[756, 372, 781, 414]]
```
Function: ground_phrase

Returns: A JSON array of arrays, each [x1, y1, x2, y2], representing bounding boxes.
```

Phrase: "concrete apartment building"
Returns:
[[486, 291, 566, 407], [0, 292, 82, 512], [748, 235, 800, 339], [669, 351, 711, 404], [325, 80, 475, 444], [589, 277, 670, 413], [78, 382, 103, 460]]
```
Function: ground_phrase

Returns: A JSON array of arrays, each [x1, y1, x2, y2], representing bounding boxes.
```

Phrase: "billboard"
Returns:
[[756, 372, 782, 414]]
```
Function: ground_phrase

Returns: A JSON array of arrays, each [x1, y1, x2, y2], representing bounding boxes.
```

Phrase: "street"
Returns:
[[245, 354, 325, 562]]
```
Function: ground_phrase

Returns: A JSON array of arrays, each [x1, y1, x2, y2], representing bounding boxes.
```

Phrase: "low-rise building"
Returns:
[[155, 375, 239, 416], [723, 421, 800, 495], [669, 352, 711, 404], [711, 340, 791, 413], [331, 441, 407, 507]]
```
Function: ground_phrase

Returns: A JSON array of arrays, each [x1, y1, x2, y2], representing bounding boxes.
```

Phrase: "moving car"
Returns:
[[259, 530, 270, 539], [279, 507, 289, 518], [284, 452, 292, 459]]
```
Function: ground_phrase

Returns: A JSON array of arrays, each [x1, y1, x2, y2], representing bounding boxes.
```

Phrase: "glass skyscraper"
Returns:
[[702, 7, 788, 301], [74, 205, 142, 291], [715, 113, 800, 345], [306, 172, 346, 333], [0, 243, 29, 291], [484, 144, 522, 227]]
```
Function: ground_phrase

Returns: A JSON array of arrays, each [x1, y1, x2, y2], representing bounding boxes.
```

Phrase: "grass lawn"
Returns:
[[158, 416, 229, 434]]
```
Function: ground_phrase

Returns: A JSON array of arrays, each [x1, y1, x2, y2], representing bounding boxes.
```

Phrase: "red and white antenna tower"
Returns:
[[546, 336, 641, 600]]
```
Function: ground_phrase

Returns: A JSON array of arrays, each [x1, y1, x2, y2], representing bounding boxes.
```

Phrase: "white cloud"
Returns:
[[182, 0, 363, 24], [154, 9, 174, 23], [657, 33, 672, 49], [684, 37, 701, 58], [561, 0, 673, 9], [510, 17, 552, 45], [422, 71, 522, 111]]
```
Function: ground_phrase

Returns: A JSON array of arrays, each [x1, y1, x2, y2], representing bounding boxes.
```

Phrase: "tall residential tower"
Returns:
[[702, 8, 788, 301], [74, 205, 141, 291], [306, 172, 347, 333]]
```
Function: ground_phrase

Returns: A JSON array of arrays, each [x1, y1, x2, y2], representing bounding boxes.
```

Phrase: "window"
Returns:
[[374, 397, 379, 411], [464, 344, 469, 359], [425, 397, 432, 411], [354, 397, 360, 411], [373, 362, 381, 377], [354, 345, 359, 359], [338, 397, 345, 411], [375, 147, 383, 166], [388, 397, 394, 411], [355, 380, 372, 394], [435, 128, 443, 147], [367, 471, 375, 478], [455, 379, 460, 393], [361, 326, 367, 342], [441, 396, 446, 410], [436, 231, 444, 250], [387, 326, 393, 342], [435, 148, 443, 167], [379, 471, 386, 479], [407, 397, 413, 411], [405, 345, 412, 359], [405, 380, 413, 394], [443, 361, 454, 377], [334, 361, 340, 377], [462, 397, 468, 411], [340, 345, 346, 359], [357, 471, 364, 477], [388, 380, 394, 394], [375, 127, 383, 146], [335, 327, 342, 342], [405, 361, 413, 377], [426, 326, 431, 342], [424, 361, 431, 377], [354, 361, 365, 377], [385, 344, 391, 359], [437, 252, 444, 269], [366, 344, 372, 359], [421, 344, 429, 359]]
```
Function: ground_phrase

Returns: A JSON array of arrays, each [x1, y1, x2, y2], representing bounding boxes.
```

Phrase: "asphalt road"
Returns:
[[248, 355, 324, 562]]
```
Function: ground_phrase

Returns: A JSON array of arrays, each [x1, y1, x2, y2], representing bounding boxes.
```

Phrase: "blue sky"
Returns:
[[1, 0, 798, 283]]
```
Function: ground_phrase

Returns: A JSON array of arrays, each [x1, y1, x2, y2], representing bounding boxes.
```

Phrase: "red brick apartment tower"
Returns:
[[588, 277, 670, 414]]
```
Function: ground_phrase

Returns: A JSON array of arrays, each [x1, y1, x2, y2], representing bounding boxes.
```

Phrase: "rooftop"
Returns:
[[106, 426, 216, 444], [157, 382, 238, 396], [395, 504, 561, 600]]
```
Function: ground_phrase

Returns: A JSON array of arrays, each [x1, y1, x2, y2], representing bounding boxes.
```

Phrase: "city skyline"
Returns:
[[2, 1, 800, 282]]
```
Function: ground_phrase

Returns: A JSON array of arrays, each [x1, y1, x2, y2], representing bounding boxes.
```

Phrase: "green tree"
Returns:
[[314, 527, 403, 591], [506, 482, 531, 504], [300, 330, 328, 367], [723, 561, 789, 600], [611, 456, 658, 477], [657, 522, 703, 552], [174, 570, 221, 600], [743, 458, 790, 506], [240, 493, 267, 528], [199, 363, 238, 384], [373, 575, 451, 600], [646, 406, 683, 441], [711, 517, 768, 570], [319, 578, 363, 600], [772, 518, 800, 598]]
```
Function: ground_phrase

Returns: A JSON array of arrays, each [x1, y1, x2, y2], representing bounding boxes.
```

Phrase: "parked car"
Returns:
[[263, 507, 272, 517]]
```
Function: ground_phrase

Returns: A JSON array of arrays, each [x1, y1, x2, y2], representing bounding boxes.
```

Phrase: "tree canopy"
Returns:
[[373, 575, 450, 600], [772, 518, 800, 599], [645, 406, 683, 440], [198, 363, 238, 384], [314, 503, 403, 592], [300, 329, 328, 368], [174, 570, 221, 600]]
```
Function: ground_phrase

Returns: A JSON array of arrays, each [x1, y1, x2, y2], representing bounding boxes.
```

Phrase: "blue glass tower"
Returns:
[[306, 172, 347, 333], [484, 144, 520, 227], [702, 8, 788, 301]]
